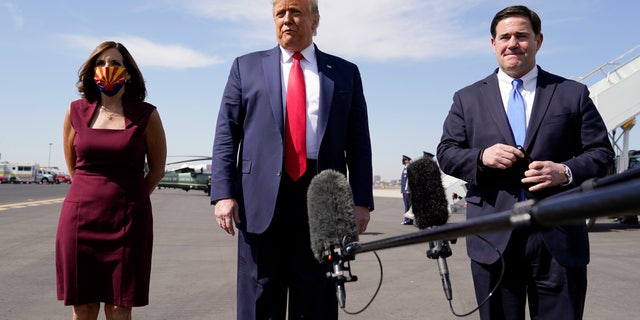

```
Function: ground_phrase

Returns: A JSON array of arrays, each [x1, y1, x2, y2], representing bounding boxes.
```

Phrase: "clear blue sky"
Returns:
[[1, 0, 639, 181]]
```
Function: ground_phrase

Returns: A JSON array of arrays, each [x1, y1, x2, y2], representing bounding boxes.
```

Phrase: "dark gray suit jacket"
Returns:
[[437, 66, 613, 267]]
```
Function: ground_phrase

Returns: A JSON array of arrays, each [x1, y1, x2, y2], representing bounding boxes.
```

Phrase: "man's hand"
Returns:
[[481, 143, 525, 169], [522, 161, 568, 192], [354, 206, 370, 234], [214, 198, 241, 236]]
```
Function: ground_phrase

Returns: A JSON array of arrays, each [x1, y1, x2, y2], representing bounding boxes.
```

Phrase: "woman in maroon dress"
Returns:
[[56, 41, 167, 320]]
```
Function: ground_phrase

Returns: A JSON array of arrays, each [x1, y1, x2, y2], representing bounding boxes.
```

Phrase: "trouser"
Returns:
[[236, 161, 338, 320], [470, 231, 587, 320]]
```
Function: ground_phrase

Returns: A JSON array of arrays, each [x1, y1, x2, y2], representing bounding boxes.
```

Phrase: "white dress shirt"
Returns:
[[497, 67, 538, 128], [280, 44, 320, 159]]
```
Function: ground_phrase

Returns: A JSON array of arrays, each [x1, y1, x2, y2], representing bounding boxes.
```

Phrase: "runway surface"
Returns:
[[1, 183, 639, 319]]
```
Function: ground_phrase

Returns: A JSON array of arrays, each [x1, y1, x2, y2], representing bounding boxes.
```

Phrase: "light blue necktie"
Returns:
[[507, 79, 526, 146], [507, 79, 527, 201]]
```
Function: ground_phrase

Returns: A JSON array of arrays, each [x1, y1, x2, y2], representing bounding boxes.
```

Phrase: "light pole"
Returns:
[[48, 143, 52, 168]]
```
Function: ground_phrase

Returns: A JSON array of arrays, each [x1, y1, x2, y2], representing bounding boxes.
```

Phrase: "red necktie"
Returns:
[[284, 52, 307, 181]]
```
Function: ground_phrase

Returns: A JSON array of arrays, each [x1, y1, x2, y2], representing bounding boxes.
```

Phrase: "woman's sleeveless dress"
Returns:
[[56, 97, 156, 307]]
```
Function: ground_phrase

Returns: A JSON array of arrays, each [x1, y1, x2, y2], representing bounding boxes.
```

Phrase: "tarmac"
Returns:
[[1, 184, 640, 319]]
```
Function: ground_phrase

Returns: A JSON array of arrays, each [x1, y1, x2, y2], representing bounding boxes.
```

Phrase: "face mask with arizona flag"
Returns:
[[94, 66, 126, 96]]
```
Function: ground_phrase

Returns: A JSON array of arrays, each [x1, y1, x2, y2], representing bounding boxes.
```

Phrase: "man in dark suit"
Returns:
[[210, 0, 374, 319], [437, 5, 613, 320], [400, 155, 413, 225]]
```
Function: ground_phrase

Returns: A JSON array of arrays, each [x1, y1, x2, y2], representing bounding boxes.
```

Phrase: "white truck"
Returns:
[[0, 163, 12, 183], [6, 163, 56, 184]]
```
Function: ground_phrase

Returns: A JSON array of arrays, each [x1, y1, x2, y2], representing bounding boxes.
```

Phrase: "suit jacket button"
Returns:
[[277, 170, 281, 176]]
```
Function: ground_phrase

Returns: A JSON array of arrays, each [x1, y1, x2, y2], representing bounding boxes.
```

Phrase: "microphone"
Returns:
[[307, 169, 359, 308], [406, 157, 454, 301], [406, 157, 449, 229]]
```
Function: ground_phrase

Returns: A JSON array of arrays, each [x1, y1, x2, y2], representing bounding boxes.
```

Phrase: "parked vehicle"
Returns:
[[6, 163, 56, 184], [0, 163, 13, 183], [55, 174, 72, 184], [158, 167, 210, 193]]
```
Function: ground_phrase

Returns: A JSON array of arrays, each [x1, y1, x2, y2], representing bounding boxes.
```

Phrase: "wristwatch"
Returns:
[[562, 164, 573, 185]]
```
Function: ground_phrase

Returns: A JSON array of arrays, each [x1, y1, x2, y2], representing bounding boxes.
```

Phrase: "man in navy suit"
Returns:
[[210, 0, 374, 319], [437, 5, 613, 320], [400, 155, 413, 225]]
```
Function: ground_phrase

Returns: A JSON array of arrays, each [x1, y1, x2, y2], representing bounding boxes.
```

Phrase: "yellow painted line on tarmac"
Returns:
[[0, 198, 65, 211]]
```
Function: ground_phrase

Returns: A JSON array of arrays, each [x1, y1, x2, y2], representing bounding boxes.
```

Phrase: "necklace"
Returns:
[[101, 106, 121, 120]]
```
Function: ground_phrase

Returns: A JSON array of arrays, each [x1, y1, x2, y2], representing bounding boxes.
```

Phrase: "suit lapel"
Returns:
[[315, 46, 334, 143], [484, 72, 517, 144], [525, 67, 556, 148], [262, 46, 285, 136]]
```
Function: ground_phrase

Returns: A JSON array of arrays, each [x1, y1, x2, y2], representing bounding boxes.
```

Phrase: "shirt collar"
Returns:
[[280, 43, 316, 65], [498, 66, 538, 91]]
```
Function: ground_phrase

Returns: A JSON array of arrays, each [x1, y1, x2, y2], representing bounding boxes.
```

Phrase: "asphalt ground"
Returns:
[[1, 183, 639, 319]]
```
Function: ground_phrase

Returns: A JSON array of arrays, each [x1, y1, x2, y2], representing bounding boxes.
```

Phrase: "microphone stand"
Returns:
[[324, 239, 359, 309], [330, 167, 640, 310], [344, 169, 640, 257], [426, 239, 454, 301]]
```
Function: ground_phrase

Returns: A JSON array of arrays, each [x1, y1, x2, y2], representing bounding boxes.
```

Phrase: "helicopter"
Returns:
[[157, 156, 212, 195]]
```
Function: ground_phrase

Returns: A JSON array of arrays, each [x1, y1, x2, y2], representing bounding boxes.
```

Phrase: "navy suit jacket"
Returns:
[[211, 45, 374, 234], [437, 67, 613, 267], [400, 165, 409, 194]]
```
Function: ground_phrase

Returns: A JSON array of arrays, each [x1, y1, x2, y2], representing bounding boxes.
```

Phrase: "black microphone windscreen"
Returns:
[[407, 157, 449, 229], [307, 169, 358, 262]]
